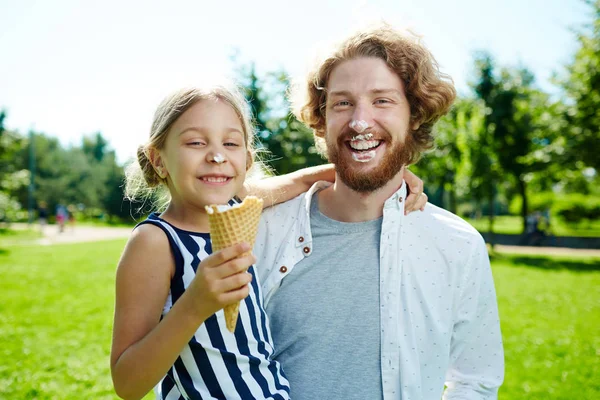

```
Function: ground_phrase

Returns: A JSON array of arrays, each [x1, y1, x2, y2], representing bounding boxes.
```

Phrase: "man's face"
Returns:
[[324, 57, 414, 193]]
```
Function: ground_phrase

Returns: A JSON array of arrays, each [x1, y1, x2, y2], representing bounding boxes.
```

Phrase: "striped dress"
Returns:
[[138, 213, 290, 400]]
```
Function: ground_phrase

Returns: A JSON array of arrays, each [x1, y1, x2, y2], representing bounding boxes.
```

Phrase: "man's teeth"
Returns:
[[349, 140, 380, 150], [203, 177, 228, 183]]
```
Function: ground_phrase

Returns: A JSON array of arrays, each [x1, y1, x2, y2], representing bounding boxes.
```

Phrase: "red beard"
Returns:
[[327, 128, 413, 193]]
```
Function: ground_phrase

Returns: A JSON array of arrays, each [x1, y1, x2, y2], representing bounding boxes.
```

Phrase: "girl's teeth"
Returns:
[[204, 177, 227, 183]]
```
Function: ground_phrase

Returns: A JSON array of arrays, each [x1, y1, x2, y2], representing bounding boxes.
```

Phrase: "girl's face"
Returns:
[[156, 98, 249, 210]]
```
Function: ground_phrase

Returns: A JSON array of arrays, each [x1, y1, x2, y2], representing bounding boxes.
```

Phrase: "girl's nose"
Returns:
[[208, 152, 226, 164]]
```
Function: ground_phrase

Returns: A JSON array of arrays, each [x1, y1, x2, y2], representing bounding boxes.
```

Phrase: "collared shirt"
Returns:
[[254, 181, 504, 400]]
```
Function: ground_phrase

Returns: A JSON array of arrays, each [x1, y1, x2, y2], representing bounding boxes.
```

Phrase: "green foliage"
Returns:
[[560, 0, 600, 170], [509, 192, 556, 215], [237, 66, 325, 175], [553, 194, 600, 224], [0, 111, 29, 221]]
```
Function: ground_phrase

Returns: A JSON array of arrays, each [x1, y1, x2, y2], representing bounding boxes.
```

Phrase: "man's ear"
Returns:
[[148, 147, 167, 179], [314, 128, 326, 138]]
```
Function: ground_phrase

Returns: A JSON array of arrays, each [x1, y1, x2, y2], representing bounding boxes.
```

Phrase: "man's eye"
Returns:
[[336, 101, 351, 106], [375, 99, 391, 104]]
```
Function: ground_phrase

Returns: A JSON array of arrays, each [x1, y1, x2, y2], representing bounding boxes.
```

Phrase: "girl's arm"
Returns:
[[242, 164, 335, 208], [110, 225, 254, 400], [242, 164, 428, 213]]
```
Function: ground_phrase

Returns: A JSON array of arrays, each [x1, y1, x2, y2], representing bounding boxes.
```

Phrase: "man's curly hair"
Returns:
[[290, 23, 457, 165]]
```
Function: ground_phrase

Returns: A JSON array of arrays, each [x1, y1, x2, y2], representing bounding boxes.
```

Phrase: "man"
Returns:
[[254, 24, 504, 399]]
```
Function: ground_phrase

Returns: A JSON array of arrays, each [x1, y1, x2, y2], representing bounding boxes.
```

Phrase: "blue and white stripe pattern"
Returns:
[[139, 212, 290, 400]]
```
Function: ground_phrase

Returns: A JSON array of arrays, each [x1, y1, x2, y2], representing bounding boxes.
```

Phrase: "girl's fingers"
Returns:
[[202, 242, 251, 268], [209, 253, 256, 280], [217, 273, 253, 300], [219, 284, 251, 305]]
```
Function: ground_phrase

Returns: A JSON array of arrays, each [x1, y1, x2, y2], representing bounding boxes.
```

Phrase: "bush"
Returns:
[[552, 194, 600, 224], [509, 191, 555, 215]]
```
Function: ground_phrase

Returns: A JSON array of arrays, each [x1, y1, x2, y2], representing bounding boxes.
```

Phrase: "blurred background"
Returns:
[[0, 1, 598, 399]]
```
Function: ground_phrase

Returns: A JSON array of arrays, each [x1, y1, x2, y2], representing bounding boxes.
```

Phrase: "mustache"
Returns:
[[338, 125, 392, 142]]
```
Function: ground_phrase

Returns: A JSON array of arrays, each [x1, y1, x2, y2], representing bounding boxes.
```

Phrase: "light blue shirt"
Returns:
[[254, 181, 504, 400]]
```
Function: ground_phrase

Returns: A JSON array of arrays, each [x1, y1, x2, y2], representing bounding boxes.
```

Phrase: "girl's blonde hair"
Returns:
[[124, 84, 256, 208]]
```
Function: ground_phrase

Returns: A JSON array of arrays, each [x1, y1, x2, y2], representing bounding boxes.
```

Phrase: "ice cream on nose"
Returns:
[[349, 120, 369, 133], [213, 153, 225, 164]]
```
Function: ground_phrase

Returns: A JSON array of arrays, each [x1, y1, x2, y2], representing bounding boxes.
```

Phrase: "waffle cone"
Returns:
[[206, 196, 263, 332]]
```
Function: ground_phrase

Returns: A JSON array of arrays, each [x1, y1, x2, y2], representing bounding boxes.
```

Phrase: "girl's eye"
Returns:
[[224, 142, 240, 147], [336, 100, 351, 107], [187, 141, 206, 146]]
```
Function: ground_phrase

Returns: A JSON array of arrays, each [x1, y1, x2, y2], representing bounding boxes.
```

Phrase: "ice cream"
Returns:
[[205, 196, 263, 332]]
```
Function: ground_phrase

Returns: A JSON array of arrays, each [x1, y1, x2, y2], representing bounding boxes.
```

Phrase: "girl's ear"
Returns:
[[148, 147, 168, 179], [246, 150, 253, 171]]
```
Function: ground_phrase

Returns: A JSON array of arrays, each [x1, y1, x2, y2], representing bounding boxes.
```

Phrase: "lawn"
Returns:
[[466, 215, 600, 237], [0, 239, 598, 399]]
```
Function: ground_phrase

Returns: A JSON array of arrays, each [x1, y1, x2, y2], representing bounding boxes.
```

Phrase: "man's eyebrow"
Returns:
[[327, 90, 352, 98], [327, 88, 403, 98], [371, 88, 403, 96]]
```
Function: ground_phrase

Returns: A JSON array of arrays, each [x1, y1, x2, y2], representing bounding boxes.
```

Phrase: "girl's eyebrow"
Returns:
[[179, 127, 244, 137]]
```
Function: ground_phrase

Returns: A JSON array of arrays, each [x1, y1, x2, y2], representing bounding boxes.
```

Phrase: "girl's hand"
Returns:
[[404, 168, 428, 215], [187, 242, 255, 319]]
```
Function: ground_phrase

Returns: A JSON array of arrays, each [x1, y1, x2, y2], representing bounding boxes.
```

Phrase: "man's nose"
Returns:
[[351, 104, 374, 131]]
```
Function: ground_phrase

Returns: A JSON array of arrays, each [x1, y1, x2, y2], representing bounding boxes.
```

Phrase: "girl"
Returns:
[[111, 84, 425, 400]]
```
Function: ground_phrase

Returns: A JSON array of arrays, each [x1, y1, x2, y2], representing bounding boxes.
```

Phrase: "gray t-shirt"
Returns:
[[266, 192, 383, 400]]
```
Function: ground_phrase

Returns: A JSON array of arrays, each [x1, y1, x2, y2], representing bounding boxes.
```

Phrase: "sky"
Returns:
[[0, 0, 591, 163]]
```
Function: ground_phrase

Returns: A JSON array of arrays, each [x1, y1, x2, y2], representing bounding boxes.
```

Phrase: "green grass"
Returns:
[[491, 253, 600, 399], [0, 241, 598, 399], [0, 240, 153, 400], [466, 215, 600, 237], [0, 226, 43, 244]]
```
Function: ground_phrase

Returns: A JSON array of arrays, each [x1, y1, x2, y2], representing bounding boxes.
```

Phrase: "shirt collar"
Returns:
[[302, 179, 408, 220]]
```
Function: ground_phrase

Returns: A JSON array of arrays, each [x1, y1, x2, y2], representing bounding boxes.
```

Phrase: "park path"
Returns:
[[10, 223, 132, 245], [6, 223, 600, 256]]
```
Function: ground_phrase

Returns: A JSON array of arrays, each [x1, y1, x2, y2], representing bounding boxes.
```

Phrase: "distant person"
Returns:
[[55, 204, 68, 233]]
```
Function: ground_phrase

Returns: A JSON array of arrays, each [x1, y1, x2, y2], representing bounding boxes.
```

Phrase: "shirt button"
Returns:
[[303, 246, 310, 254], [298, 236, 304, 243], [398, 197, 403, 203], [279, 266, 288, 273]]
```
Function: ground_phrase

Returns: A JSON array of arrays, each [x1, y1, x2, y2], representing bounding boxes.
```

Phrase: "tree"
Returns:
[[561, 0, 600, 171], [412, 98, 474, 213], [472, 53, 560, 233], [472, 53, 504, 237], [0, 110, 29, 221], [237, 64, 325, 175]]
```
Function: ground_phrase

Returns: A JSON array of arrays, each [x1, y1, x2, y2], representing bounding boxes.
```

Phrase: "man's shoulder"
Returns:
[[408, 202, 485, 248], [261, 190, 307, 221]]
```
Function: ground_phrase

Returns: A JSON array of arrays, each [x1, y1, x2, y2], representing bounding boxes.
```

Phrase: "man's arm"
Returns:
[[443, 236, 504, 400]]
